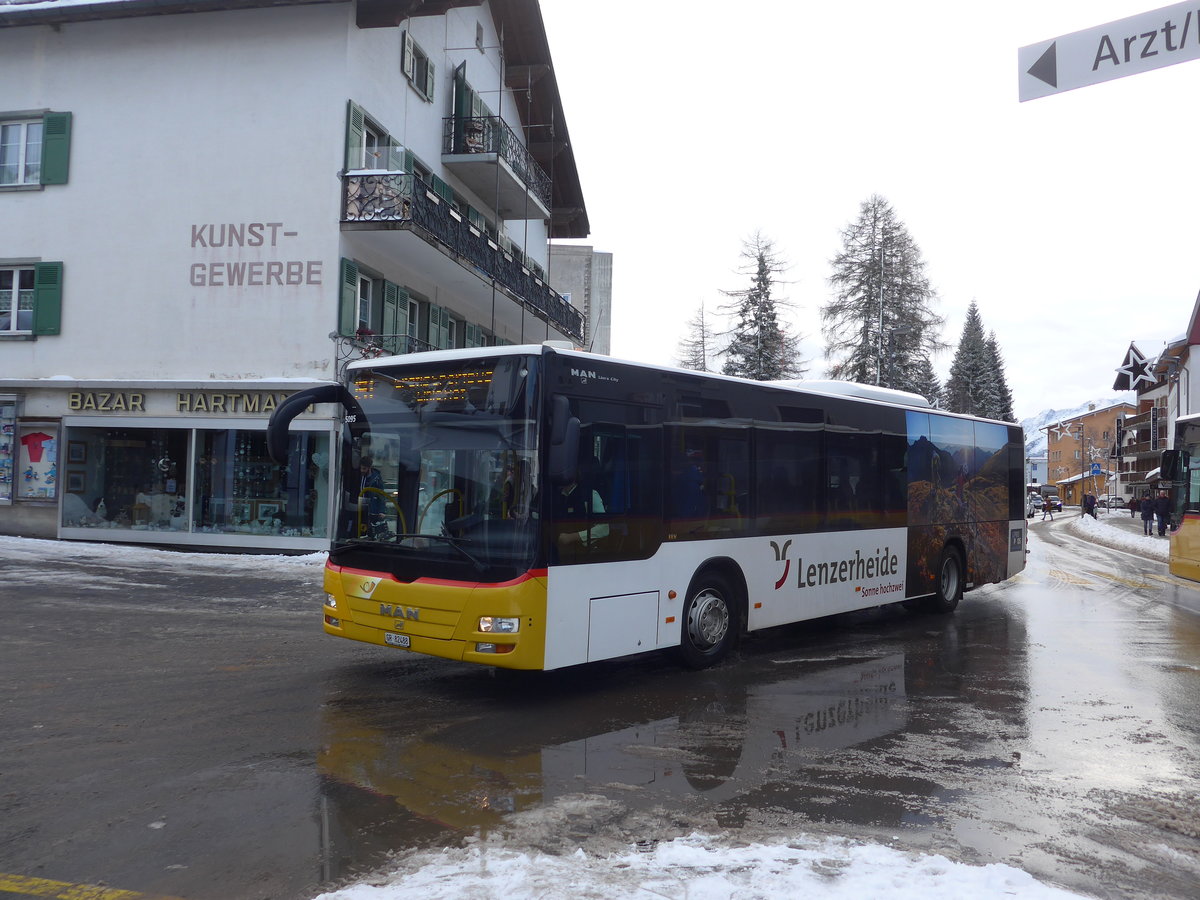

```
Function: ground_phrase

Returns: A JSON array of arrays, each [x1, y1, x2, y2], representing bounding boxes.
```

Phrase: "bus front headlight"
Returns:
[[478, 616, 520, 634]]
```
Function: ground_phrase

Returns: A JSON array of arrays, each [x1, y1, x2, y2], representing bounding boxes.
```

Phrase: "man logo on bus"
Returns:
[[771, 539, 792, 590]]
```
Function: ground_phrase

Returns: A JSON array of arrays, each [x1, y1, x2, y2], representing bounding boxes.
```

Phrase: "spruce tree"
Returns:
[[985, 331, 1016, 421], [676, 302, 716, 372], [910, 353, 942, 407], [943, 300, 1002, 417], [822, 195, 945, 388], [719, 233, 805, 381]]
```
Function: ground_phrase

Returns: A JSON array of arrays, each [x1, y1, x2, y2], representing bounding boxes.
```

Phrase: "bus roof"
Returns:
[[349, 344, 1017, 423]]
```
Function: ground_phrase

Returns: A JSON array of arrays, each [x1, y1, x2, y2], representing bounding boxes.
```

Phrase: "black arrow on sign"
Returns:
[[1028, 41, 1057, 88]]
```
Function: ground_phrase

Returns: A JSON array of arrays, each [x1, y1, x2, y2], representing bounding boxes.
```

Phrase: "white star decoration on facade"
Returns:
[[1115, 346, 1156, 391], [1052, 421, 1077, 440]]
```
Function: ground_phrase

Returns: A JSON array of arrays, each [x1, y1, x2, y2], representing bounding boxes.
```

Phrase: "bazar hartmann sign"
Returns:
[[67, 391, 295, 414]]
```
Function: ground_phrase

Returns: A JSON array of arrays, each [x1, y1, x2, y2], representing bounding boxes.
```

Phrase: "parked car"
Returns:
[[1095, 495, 1123, 508], [1026, 495, 1044, 517]]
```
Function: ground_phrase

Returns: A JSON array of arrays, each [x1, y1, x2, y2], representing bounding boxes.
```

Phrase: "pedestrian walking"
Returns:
[[1140, 491, 1154, 536], [1042, 498, 1054, 521], [1083, 492, 1097, 519], [1128, 495, 1137, 518], [1155, 490, 1172, 537]]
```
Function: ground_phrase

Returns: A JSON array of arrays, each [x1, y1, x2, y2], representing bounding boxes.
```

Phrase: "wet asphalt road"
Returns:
[[1, 517, 1199, 900]]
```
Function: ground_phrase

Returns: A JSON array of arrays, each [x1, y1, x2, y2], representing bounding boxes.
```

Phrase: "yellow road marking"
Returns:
[[1048, 569, 1094, 585], [0, 872, 186, 900], [1088, 571, 1151, 590], [1144, 572, 1200, 591]]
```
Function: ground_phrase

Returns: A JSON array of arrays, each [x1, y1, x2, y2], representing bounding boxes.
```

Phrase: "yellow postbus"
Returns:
[[267, 344, 1026, 670], [1163, 414, 1200, 580]]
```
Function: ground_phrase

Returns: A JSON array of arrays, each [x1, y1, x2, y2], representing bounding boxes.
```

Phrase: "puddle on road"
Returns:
[[311, 591, 1200, 899]]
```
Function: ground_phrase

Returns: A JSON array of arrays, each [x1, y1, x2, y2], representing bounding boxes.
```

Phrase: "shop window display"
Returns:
[[193, 429, 328, 537], [0, 400, 17, 502], [60, 427, 187, 530]]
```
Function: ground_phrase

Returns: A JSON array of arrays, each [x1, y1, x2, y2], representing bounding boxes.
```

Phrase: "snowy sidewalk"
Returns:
[[1062, 508, 1169, 562]]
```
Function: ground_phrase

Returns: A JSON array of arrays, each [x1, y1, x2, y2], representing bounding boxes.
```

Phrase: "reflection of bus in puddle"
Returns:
[[317, 653, 907, 844]]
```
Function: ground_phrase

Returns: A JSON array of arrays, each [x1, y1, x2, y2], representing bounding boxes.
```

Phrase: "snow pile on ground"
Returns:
[[0, 533, 327, 570], [313, 831, 1085, 900], [1068, 513, 1168, 561]]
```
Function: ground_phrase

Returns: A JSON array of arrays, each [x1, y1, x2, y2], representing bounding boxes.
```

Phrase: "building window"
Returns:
[[0, 262, 61, 335], [357, 275, 373, 333], [0, 112, 70, 186], [402, 30, 436, 101], [1, 119, 41, 185]]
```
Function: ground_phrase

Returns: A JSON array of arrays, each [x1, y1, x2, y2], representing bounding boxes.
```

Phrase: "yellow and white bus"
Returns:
[[267, 344, 1027, 670], [1163, 414, 1200, 580]]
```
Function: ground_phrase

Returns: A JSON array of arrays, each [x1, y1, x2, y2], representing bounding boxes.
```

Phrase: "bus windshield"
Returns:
[[335, 353, 541, 579]]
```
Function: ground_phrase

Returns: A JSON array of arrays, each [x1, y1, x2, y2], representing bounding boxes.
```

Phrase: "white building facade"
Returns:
[[0, 0, 589, 550]]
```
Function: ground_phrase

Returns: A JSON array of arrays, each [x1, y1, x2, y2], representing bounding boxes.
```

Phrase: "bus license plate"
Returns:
[[384, 633, 411, 648]]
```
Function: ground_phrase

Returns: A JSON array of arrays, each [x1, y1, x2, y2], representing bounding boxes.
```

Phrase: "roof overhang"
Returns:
[[0, 0, 347, 27]]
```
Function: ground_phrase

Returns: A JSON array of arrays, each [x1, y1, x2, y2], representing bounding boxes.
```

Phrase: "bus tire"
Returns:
[[677, 571, 740, 669], [928, 545, 963, 614]]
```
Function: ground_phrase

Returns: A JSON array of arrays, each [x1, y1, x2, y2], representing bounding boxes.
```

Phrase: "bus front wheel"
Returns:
[[678, 572, 740, 669]]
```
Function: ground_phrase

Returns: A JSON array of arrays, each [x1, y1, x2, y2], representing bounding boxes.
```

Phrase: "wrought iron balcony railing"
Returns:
[[342, 172, 583, 341], [442, 115, 552, 209]]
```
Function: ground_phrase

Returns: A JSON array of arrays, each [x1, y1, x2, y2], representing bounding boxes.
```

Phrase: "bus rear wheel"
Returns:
[[928, 546, 963, 613], [678, 572, 740, 669]]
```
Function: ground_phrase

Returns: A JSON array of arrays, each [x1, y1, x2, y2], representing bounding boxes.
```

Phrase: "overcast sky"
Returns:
[[539, 0, 1195, 420]]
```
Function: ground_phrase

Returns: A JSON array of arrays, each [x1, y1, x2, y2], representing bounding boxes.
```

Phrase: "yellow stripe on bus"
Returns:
[[0, 872, 186, 900]]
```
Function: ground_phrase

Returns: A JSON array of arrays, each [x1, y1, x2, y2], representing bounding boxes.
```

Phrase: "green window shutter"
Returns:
[[345, 101, 365, 171], [430, 174, 453, 204], [40, 112, 71, 185], [430, 304, 451, 349], [339, 258, 358, 335], [424, 61, 436, 101], [32, 262, 63, 335], [385, 138, 405, 172], [402, 148, 414, 175], [381, 281, 410, 354], [464, 322, 484, 348], [402, 30, 416, 82]]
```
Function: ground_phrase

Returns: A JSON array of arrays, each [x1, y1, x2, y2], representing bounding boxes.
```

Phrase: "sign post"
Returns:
[[1019, 2, 1200, 101]]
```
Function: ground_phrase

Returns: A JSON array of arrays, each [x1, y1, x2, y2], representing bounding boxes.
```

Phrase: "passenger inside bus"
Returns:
[[553, 455, 609, 558]]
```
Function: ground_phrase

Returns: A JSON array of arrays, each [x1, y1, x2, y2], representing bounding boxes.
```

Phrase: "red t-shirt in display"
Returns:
[[20, 432, 53, 463]]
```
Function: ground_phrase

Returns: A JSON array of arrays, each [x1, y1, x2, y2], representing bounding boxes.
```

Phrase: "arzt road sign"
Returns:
[[1019, 2, 1200, 101]]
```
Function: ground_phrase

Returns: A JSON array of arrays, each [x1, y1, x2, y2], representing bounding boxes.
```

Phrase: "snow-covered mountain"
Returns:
[[1019, 395, 1135, 457]]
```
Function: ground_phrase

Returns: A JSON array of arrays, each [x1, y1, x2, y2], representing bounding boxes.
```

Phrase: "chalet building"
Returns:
[[1044, 401, 1134, 505], [0, 0, 591, 550]]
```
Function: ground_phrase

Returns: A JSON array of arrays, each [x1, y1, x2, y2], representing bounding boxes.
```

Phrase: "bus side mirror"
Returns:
[[1161, 448, 1190, 482], [547, 394, 579, 486]]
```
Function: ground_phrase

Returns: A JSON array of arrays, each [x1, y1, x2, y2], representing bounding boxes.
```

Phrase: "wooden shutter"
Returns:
[[429, 304, 451, 349], [339, 258, 358, 335], [381, 281, 409, 354], [40, 113, 71, 185], [402, 31, 416, 82], [424, 61, 436, 101], [430, 174, 453, 204], [32, 262, 63, 335], [464, 322, 484, 348], [345, 101, 365, 171]]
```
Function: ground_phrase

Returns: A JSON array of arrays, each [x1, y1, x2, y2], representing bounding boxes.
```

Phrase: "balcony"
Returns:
[[342, 171, 583, 342], [441, 116, 552, 220]]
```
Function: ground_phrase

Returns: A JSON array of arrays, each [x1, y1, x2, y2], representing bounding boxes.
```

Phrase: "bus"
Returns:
[[266, 343, 1027, 670], [1163, 414, 1200, 580]]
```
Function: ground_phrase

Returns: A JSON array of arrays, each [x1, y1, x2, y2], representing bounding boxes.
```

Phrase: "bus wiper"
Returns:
[[392, 533, 486, 571]]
